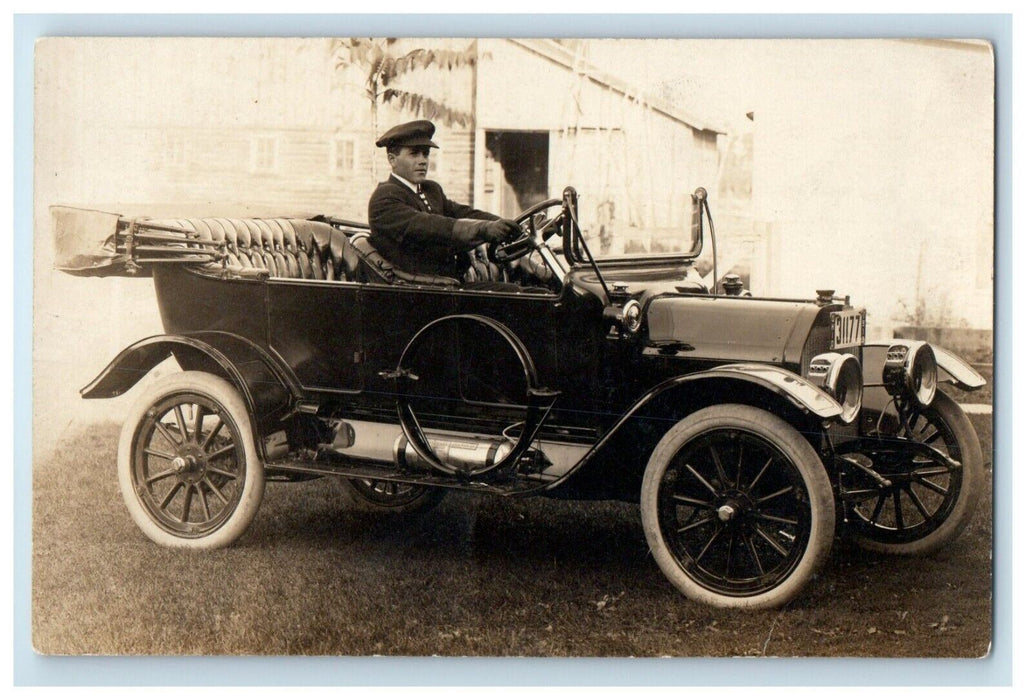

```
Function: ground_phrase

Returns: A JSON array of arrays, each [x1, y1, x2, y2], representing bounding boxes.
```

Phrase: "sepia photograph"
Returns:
[[31, 35, 995, 660]]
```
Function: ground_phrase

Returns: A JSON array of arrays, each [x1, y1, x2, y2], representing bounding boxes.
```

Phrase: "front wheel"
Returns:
[[117, 371, 265, 549], [846, 393, 984, 555], [641, 405, 835, 609]]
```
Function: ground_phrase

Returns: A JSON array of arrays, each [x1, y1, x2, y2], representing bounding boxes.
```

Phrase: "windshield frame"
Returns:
[[562, 191, 704, 268]]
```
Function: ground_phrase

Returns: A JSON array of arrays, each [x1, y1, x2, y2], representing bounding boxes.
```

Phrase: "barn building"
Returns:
[[41, 38, 768, 270]]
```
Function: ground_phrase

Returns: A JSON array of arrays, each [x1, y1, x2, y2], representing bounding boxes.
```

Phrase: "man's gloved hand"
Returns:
[[452, 218, 521, 246], [484, 219, 521, 242]]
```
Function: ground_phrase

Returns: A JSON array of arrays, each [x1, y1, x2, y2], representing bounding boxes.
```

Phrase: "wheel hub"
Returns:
[[172, 446, 207, 483], [715, 492, 752, 524]]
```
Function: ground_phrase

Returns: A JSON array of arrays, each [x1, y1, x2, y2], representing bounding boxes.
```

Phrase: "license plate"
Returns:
[[831, 309, 866, 349]]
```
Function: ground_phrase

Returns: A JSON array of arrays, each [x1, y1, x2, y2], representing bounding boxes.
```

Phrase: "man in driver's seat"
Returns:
[[368, 120, 521, 285]]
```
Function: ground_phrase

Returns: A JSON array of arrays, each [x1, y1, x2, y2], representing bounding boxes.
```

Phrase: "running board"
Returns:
[[265, 454, 560, 496]]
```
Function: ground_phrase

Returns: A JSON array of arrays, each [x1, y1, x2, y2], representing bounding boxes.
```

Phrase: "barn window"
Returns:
[[330, 137, 357, 175], [251, 136, 279, 173]]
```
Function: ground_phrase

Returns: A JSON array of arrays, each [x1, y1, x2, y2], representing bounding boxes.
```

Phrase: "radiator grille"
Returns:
[[799, 316, 862, 378], [800, 323, 832, 375]]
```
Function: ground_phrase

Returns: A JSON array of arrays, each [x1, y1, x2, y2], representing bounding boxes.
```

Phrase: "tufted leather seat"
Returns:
[[349, 232, 461, 287], [347, 234, 518, 288], [148, 217, 361, 281], [142, 216, 527, 290]]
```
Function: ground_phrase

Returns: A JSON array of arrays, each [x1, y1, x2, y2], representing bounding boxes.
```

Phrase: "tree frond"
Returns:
[[380, 88, 473, 128], [336, 39, 484, 83], [332, 40, 481, 133], [380, 46, 479, 85]]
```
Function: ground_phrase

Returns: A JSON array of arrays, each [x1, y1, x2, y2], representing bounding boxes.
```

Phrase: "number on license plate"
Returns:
[[831, 310, 865, 349]]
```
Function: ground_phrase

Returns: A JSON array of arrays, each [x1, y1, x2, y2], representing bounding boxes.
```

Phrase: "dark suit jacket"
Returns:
[[368, 176, 497, 277]]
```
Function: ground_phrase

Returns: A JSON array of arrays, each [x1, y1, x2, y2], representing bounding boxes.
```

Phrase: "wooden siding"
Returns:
[[53, 38, 721, 232]]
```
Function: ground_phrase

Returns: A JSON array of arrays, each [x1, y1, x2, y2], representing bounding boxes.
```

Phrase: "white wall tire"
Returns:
[[641, 404, 835, 609], [117, 371, 265, 549]]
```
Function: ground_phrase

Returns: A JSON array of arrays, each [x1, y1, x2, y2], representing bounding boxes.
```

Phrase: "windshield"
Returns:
[[565, 191, 703, 261]]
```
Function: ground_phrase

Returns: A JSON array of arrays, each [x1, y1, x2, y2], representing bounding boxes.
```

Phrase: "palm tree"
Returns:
[[332, 38, 480, 184]]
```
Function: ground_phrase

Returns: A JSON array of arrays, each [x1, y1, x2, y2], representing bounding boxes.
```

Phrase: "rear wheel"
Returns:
[[847, 393, 983, 555], [641, 405, 835, 609], [117, 371, 264, 548], [336, 478, 445, 514]]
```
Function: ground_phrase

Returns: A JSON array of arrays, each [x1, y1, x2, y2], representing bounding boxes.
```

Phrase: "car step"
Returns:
[[265, 456, 559, 496]]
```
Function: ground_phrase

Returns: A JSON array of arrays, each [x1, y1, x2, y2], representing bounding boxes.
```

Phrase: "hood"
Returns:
[[646, 294, 823, 366]]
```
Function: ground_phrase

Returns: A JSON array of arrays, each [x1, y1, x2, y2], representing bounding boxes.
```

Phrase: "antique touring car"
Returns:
[[53, 187, 986, 609]]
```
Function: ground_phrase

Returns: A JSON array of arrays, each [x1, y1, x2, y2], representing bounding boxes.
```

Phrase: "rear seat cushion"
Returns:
[[145, 217, 356, 281]]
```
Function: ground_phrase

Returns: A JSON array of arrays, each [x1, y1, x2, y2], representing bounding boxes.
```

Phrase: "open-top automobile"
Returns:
[[53, 186, 987, 609]]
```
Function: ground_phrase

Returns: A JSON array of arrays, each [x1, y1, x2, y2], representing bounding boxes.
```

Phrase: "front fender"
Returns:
[[862, 340, 986, 391], [585, 363, 843, 453], [82, 332, 296, 433], [693, 364, 844, 418], [545, 363, 843, 499]]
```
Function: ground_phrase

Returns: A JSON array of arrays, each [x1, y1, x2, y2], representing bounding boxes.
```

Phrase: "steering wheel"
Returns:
[[489, 198, 563, 264]]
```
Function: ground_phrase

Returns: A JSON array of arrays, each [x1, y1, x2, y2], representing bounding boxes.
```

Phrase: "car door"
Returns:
[[452, 288, 561, 405], [359, 283, 458, 413], [266, 278, 364, 393], [451, 286, 607, 439]]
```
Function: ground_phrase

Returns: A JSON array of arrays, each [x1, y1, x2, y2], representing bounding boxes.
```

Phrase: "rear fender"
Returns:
[[81, 333, 296, 436]]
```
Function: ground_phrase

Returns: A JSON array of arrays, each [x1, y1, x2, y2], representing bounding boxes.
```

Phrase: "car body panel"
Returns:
[[70, 201, 988, 493], [268, 278, 364, 393], [646, 294, 819, 365]]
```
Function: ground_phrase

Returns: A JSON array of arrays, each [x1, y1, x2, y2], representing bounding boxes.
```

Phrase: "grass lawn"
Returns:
[[32, 405, 994, 657]]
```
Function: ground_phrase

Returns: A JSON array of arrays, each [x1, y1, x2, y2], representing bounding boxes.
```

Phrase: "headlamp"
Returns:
[[882, 342, 938, 406], [808, 352, 863, 423], [621, 299, 643, 334]]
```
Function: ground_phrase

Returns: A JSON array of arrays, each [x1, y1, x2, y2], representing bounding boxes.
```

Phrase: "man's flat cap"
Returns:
[[375, 120, 440, 149]]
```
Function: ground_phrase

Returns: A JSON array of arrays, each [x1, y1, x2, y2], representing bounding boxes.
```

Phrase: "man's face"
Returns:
[[388, 146, 430, 184]]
